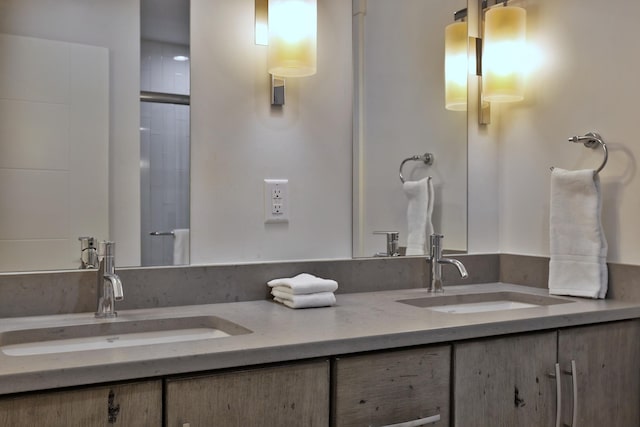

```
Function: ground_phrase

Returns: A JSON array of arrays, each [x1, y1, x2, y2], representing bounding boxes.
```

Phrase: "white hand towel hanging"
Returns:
[[548, 168, 607, 298], [173, 229, 190, 266], [403, 177, 434, 256]]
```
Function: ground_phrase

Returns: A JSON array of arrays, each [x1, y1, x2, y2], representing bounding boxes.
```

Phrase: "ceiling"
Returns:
[[141, 0, 190, 46]]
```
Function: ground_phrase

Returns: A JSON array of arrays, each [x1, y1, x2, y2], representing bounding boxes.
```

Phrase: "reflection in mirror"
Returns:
[[0, 0, 139, 272], [0, 0, 193, 273], [353, 0, 468, 258], [140, 0, 191, 266], [0, 0, 470, 273]]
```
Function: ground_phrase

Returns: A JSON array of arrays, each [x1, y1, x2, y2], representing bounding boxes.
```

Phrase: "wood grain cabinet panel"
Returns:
[[558, 319, 640, 427], [165, 360, 330, 427], [454, 320, 640, 427], [332, 346, 451, 427], [0, 380, 162, 427], [454, 331, 557, 427]]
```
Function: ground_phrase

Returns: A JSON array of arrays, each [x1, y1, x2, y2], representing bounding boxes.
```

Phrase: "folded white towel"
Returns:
[[404, 177, 435, 256], [267, 273, 338, 295], [173, 229, 190, 266], [272, 290, 336, 309], [548, 168, 607, 299]]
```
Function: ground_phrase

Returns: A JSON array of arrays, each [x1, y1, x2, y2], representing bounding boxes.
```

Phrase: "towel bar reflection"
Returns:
[[399, 153, 434, 183], [150, 231, 175, 236], [551, 132, 608, 175]]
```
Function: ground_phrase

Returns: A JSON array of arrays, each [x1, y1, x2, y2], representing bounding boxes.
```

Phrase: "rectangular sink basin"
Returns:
[[0, 315, 251, 356], [397, 291, 574, 314]]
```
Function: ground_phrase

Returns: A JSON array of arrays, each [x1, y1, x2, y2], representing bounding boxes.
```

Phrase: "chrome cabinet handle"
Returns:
[[569, 360, 578, 427], [548, 363, 562, 427], [376, 414, 441, 427], [557, 360, 579, 427]]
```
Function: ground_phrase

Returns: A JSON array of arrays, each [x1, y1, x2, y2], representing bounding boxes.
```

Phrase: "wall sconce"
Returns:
[[445, 17, 469, 111], [255, 0, 317, 105], [467, 0, 527, 124], [482, 3, 526, 103]]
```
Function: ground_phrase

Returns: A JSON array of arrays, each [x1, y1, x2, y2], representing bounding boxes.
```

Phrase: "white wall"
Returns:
[[190, 0, 353, 263], [0, 0, 141, 266], [475, 0, 640, 264]]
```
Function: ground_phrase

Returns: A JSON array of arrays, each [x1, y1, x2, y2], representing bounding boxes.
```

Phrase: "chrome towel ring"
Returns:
[[551, 132, 608, 175], [399, 153, 434, 183]]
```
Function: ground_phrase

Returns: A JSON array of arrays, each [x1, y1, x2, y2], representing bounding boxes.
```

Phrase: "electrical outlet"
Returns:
[[264, 179, 289, 223], [272, 186, 283, 199]]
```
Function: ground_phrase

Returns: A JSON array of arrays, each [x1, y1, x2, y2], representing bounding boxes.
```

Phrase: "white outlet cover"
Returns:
[[264, 179, 289, 223]]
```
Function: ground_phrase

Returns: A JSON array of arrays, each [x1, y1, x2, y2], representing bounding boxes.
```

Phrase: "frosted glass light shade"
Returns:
[[445, 21, 468, 111], [267, 0, 317, 77], [482, 6, 526, 103]]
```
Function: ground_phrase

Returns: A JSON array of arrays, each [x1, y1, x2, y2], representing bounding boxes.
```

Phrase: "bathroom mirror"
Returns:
[[0, 0, 468, 273], [352, 0, 468, 257]]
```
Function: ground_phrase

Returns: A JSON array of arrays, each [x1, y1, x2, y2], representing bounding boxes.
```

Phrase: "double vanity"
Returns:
[[0, 268, 639, 426]]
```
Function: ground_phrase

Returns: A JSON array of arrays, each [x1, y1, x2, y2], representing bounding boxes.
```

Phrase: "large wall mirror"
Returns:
[[0, 0, 468, 273]]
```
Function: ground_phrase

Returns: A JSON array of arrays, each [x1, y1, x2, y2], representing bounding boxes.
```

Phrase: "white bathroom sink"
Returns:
[[0, 315, 251, 356], [397, 291, 574, 314]]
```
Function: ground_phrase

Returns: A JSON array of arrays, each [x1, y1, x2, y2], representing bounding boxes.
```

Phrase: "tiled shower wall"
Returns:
[[0, 34, 109, 272], [140, 40, 190, 266]]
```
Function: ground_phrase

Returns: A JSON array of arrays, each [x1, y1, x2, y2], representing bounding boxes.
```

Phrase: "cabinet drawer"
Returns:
[[0, 380, 162, 427], [333, 345, 450, 427], [165, 360, 329, 427]]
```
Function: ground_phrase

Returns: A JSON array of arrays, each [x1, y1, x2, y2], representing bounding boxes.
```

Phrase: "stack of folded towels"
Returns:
[[267, 273, 338, 309]]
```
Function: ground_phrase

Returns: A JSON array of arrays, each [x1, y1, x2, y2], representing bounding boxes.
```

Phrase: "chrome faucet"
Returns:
[[427, 234, 468, 293], [95, 241, 124, 318], [373, 231, 400, 257]]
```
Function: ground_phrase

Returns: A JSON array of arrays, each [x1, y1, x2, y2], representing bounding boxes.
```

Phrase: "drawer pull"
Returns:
[[552, 362, 562, 427], [377, 414, 441, 427], [569, 359, 578, 427]]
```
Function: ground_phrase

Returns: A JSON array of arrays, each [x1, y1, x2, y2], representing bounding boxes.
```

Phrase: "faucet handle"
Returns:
[[78, 236, 96, 247], [78, 236, 98, 268], [98, 241, 115, 257], [429, 234, 444, 258]]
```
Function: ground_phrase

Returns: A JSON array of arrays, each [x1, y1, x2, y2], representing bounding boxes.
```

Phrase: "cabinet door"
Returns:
[[0, 380, 162, 427], [165, 360, 329, 427], [558, 319, 640, 427], [333, 346, 450, 427], [454, 331, 556, 427]]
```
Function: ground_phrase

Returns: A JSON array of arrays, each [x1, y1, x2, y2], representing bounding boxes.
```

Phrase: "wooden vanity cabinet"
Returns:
[[0, 380, 162, 427], [164, 359, 330, 427], [0, 321, 637, 427], [332, 345, 451, 427], [558, 320, 640, 426], [454, 320, 640, 427]]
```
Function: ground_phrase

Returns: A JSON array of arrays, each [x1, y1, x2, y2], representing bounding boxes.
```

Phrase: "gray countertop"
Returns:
[[1, 282, 639, 395]]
